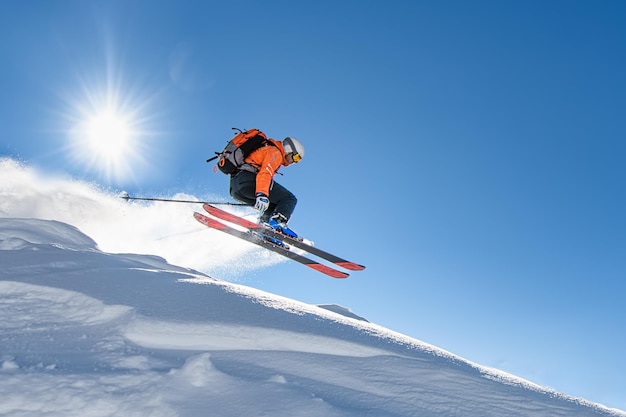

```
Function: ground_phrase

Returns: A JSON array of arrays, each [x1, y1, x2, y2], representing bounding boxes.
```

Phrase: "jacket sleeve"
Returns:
[[254, 147, 283, 196]]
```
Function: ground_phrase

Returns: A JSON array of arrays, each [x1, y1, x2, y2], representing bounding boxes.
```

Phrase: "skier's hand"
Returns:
[[254, 193, 270, 213]]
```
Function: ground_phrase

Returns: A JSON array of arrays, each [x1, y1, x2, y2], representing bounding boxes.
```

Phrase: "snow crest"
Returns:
[[0, 217, 624, 417]]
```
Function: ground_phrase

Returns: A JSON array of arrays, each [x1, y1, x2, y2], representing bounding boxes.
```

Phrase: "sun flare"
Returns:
[[58, 38, 163, 186], [64, 71, 160, 186], [69, 100, 145, 184]]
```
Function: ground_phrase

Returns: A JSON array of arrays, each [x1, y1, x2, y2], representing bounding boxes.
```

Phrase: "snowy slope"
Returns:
[[1, 218, 624, 417]]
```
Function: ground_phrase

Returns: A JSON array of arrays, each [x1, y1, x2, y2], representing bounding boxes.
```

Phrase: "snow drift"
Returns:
[[1, 217, 625, 417], [0, 158, 282, 278]]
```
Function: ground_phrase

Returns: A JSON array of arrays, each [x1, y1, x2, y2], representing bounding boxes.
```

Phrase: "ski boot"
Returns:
[[265, 213, 300, 240]]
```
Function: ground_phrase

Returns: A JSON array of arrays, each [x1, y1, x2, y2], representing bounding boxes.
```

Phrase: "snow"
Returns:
[[1, 217, 625, 417], [1, 158, 626, 416], [0, 158, 281, 279]]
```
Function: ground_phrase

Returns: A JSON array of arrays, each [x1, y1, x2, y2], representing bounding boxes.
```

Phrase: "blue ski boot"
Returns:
[[265, 213, 300, 240]]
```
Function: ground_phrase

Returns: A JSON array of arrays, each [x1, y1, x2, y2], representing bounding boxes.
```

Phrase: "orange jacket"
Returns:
[[244, 139, 287, 196]]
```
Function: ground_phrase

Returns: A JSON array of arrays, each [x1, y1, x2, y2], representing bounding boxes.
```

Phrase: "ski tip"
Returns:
[[336, 262, 366, 271], [309, 264, 350, 279]]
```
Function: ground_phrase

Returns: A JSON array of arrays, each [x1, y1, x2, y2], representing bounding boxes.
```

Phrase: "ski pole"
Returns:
[[118, 193, 247, 206]]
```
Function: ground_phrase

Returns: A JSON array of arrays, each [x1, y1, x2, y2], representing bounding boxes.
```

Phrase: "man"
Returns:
[[229, 135, 305, 238]]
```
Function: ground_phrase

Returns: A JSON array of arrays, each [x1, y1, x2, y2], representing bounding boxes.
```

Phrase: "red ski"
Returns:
[[193, 212, 350, 279], [201, 203, 365, 271]]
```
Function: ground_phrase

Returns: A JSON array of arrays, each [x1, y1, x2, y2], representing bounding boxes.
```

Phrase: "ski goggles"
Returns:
[[291, 152, 302, 163]]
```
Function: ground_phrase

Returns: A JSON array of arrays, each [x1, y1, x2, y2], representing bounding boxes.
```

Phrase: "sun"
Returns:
[[54, 32, 165, 185], [63, 70, 160, 185], [84, 109, 133, 160], [69, 100, 145, 184]]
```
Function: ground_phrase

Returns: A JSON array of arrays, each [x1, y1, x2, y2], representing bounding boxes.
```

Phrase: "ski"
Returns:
[[193, 212, 349, 279], [201, 203, 365, 271]]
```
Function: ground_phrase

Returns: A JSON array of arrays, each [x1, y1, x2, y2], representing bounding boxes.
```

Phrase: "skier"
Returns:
[[229, 135, 305, 238]]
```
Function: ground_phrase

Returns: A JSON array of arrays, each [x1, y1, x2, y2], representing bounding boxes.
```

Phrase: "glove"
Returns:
[[254, 193, 270, 213]]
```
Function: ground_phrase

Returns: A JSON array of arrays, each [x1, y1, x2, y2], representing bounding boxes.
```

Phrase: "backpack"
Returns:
[[207, 128, 273, 175]]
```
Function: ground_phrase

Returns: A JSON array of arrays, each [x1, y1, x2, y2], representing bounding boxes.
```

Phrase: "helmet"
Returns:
[[283, 137, 305, 161]]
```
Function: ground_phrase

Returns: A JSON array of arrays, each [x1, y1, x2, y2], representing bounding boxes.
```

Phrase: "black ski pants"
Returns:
[[229, 170, 297, 222]]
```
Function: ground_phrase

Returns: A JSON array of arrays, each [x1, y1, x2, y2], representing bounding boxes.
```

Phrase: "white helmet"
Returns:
[[283, 137, 305, 161]]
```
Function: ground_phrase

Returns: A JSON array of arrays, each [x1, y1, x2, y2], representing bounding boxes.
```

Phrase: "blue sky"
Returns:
[[1, 0, 625, 410]]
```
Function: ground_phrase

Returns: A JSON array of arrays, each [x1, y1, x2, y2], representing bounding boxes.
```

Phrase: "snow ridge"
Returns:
[[1, 217, 624, 417]]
